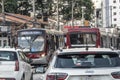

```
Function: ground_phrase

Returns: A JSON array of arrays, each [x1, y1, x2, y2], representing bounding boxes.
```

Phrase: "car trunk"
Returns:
[[0, 61, 16, 71]]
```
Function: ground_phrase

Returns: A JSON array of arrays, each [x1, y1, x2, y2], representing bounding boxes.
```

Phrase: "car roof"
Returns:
[[0, 48, 19, 52], [56, 48, 116, 54]]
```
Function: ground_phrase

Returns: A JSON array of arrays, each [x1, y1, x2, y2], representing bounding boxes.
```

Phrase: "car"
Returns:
[[0, 48, 33, 80], [39, 47, 120, 80]]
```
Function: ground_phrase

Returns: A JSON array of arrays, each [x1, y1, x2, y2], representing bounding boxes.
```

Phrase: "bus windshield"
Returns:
[[70, 33, 96, 47], [18, 35, 44, 52]]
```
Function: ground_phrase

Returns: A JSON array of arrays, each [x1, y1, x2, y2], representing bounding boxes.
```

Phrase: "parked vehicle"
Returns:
[[39, 47, 120, 80], [0, 48, 33, 80]]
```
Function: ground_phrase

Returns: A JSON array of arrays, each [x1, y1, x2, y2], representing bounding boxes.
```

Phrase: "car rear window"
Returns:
[[54, 52, 120, 68], [0, 51, 18, 61]]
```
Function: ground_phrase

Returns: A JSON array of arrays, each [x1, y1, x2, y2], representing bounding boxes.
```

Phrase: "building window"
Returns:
[[113, 6, 116, 9], [113, 12, 117, 15], [113, 0, 116, 3], [114, 24, 117, 27], [3, 40, 7, 47], [114, 18, 117, 21]]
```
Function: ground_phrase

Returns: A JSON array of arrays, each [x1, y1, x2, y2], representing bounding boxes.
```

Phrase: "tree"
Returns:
[[59, 0, 94, 21], [0, 0, 17, 13], [17, 0, 32, 15]]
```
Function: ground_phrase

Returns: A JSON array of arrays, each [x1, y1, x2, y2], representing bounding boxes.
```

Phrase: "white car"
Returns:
[[40, 48, 120, 80], [0, 48, 33, 80]]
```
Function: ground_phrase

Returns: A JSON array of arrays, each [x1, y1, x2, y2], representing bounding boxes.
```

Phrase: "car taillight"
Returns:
[[46, 73, 68, 80], [0, 78, 16, 80], [111, 72, 120, 79], [15, 61, 19, 71], [27, 52, 46, 58]]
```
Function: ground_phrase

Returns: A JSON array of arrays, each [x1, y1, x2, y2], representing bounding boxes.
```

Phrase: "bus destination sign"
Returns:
[[20, 31, 43, 35]]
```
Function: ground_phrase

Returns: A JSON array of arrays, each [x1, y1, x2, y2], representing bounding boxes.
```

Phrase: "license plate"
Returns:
[[86, 76, 93, 80], [86, 76, 100, 80], [80, 76, 93, 80]]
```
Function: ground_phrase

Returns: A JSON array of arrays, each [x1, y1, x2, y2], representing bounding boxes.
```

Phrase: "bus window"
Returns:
[[83, 34, 96, 44], [77, 34, 84, 44], [3, 40, 7, 47], [0, 40, 1, 47], [70, 34, 85, 44]]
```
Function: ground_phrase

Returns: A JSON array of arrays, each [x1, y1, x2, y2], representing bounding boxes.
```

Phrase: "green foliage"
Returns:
[[59, 0, 94, 20], [0, 0, 94, 21], [17, 0, 31, 15], [4, 0, 17, 13]]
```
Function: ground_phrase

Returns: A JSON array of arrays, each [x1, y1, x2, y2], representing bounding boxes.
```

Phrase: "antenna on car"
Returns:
[[86, 46, 88, 51]]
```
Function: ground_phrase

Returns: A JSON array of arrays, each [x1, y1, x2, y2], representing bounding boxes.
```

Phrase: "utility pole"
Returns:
[[2, 0, 5, 25], [71, 0, 74, 28], [57, 0, 59, 30], [94, 6, 97, 27], [32, 0, 36, 27], [110, 6, 112, 27]]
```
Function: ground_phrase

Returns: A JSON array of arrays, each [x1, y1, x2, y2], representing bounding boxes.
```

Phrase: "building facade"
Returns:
[[102, 0, 120, 28]]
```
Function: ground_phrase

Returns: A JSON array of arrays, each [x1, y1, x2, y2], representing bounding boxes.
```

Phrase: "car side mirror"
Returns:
[[27, 58, 33, 64]]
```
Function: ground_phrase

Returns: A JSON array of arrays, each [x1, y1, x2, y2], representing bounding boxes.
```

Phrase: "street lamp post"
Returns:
[[81, 6, 86, 26]]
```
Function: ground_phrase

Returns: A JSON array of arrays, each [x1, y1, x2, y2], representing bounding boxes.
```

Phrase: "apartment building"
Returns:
[[102, 0, 120, 28]]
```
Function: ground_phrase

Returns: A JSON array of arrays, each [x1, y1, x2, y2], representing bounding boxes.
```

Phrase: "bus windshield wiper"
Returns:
[[23, 35, 39, 52]]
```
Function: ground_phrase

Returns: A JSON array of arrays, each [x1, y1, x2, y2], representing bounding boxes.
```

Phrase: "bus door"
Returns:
[[0, 37, 8, 47]]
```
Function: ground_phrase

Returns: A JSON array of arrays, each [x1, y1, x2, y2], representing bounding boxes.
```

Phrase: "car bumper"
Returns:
[[31, 56, 48, 65]]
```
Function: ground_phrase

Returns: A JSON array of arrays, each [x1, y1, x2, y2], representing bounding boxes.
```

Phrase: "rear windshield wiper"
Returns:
[[72, 65, 93, 68]]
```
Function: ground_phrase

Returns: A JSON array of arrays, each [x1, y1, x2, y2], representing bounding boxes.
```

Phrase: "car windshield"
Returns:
[[54, 52, 120, 68], [0, 51, 17, 61]]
